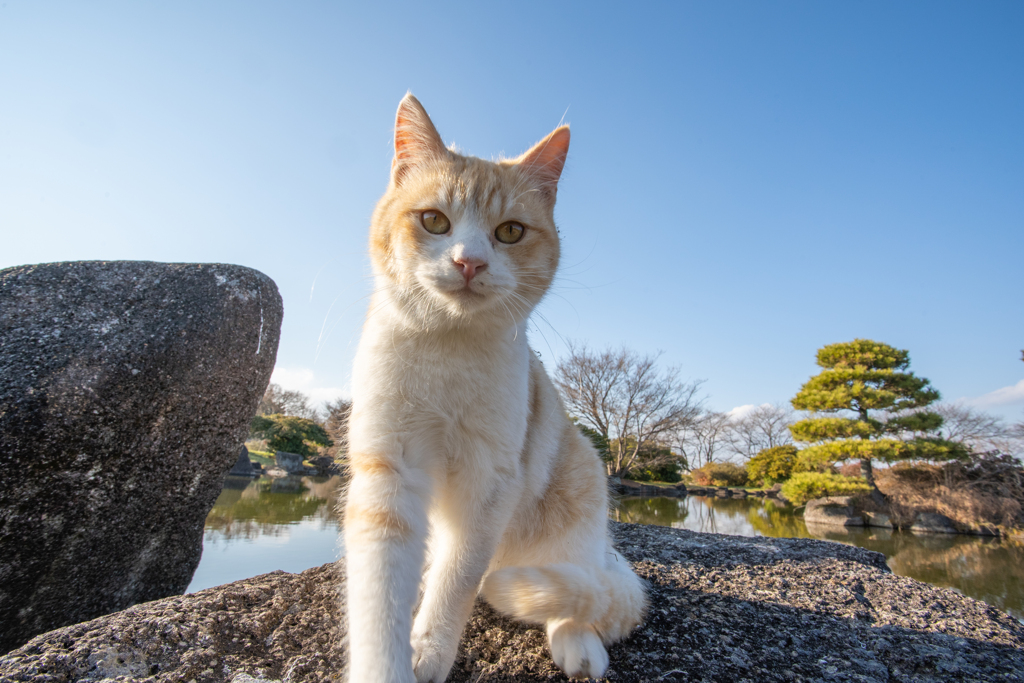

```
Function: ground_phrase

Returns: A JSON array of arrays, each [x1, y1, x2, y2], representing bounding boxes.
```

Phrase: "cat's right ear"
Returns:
[[392, 93, 447, 185]]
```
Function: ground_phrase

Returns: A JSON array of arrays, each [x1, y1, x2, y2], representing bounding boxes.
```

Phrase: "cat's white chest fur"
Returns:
[[351, 307, 530, 478]]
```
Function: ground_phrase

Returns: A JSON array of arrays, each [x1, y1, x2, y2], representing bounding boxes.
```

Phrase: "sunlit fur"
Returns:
[[343, 94, 646, 683]]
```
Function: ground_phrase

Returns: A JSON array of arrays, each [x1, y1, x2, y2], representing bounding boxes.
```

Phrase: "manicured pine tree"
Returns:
[[789, 339, 967, 503]]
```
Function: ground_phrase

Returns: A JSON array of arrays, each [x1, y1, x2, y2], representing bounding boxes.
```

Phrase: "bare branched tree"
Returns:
[[725, 404, 795, 460], [673, 410, 731, 470], [257, 383, 321, 422], [931, 403, 1020, 456], [1012, 421, 1024, 443], [554, 344, 704, 477]]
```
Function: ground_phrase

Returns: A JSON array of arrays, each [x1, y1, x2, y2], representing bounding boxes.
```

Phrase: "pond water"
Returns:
[[189, 476, 1024, 622], [187, 476, 344, 593]]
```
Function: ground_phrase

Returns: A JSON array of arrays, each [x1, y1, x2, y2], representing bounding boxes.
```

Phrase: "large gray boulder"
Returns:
[[804, 496, 866, 527], [911, 511, 959, 534], [1, 522, 1021, 682], [274, 451, 305, 474], [0, 261, 282, 654]]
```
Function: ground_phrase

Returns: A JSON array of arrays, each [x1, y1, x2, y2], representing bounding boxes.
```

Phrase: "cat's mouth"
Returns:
[[415, 271, 506, 317], [444, 284, 487, 301], [427, 273, 487, 298], [428, 281, 493, 316]]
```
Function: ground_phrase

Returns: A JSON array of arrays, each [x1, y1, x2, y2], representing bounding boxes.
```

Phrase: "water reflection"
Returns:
[[192, 479, 1023, 622], [613, 495, 814, 538], [614, 494, 1023, 621], [203, 475, 343, 540], [187, 475, 343, 593]]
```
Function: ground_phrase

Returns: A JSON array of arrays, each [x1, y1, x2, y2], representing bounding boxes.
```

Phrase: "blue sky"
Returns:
[[2, 1, 1022, 421]]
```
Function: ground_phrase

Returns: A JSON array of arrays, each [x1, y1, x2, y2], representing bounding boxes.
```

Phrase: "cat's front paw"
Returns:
[[411, 631, 457, 683], [548, 618, 609, 679]]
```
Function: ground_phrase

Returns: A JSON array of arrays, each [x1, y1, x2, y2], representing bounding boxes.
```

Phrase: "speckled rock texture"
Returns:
[[0, 261, 282, 654], [2, 522, 1021, 682], [804, 496, 866, 527]]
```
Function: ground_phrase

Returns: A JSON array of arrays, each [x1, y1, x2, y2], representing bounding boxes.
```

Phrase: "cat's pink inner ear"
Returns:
[[517, 126, 570, 195], [392, 94, 447, 183]]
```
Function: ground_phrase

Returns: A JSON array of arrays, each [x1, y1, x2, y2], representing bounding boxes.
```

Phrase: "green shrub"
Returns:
[[746, 445, 800, 486], [629, 444, 683, 483], [631, 462, 682, 483], [250, 414, 332, 458], [691, 462, 748, 487], [780, 471, 872, 506]]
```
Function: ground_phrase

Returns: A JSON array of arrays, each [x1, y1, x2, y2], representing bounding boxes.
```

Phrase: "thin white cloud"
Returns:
[[270, 366, 348, 407], [271, 367, 315, 388], [964, 379, 1024, 408], [726, 403, 770, 421]]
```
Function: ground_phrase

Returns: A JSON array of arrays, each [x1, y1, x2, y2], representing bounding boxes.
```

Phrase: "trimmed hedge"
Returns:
[[746, 445, 800, 486], [781, 472, 871, 506]]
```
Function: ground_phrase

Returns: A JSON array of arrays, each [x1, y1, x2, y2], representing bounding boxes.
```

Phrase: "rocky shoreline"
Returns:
[[615, 479, 1024, 540], [2, 521, 1022, 682], [610, 478, 784, 501]]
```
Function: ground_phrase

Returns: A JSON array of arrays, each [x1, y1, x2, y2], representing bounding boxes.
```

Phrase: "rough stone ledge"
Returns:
[[0, 260, 282, 652], [1, 522, 1022, 682]]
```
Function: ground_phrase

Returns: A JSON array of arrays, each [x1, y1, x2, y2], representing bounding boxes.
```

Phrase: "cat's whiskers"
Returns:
[[494, 296, 520, 341], [505, 287, 577, 353], [315, 281, 404, 361], [499, 292, 530, 326]]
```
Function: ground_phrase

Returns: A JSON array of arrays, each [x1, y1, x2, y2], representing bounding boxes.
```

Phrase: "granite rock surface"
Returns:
[[1, 522, 1021, 682], [274, 452, 305, 474], [0, 261, 282, 653], [804, 496, 866, 527], [911, 512, 959, 535]]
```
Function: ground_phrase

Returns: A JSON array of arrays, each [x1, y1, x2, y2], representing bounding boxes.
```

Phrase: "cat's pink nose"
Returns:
[[454, 257, 487, 284]]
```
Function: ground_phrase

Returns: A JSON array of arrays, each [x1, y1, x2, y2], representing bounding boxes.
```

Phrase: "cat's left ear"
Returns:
[[516, 126, 570, 200]]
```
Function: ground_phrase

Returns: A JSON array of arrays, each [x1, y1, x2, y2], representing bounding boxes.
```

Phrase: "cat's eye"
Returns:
[[420, 210, 451, 235], [495, 222, 525, 244]]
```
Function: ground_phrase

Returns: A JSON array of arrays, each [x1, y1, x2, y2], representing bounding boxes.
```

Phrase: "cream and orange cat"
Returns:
[[343, 94, 646, 683]]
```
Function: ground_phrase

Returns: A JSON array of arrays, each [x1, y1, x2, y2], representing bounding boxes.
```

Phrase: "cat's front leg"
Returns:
[[410, 497, 512, 683], [344, 452, 431, 683]]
